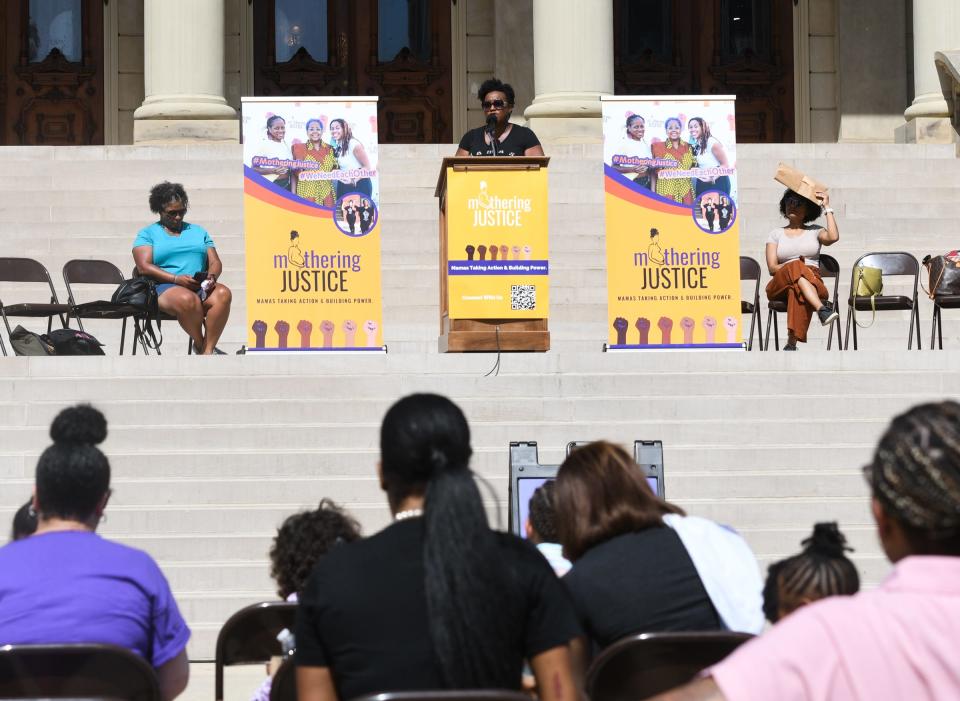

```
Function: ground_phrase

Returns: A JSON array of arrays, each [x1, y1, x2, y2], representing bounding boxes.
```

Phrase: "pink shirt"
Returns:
[[711, 556, 960, 701]]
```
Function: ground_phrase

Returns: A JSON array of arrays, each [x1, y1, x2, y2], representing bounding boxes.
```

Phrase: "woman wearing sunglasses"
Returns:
[[455, 78, 545, 157]]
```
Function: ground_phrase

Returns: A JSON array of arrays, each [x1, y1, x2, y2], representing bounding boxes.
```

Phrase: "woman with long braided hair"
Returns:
[[294, 394, 580, 701], [762, 522, 860, 623], [648, 400, 960, 701]]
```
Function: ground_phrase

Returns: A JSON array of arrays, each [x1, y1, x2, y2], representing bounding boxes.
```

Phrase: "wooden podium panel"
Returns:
[[435, 157, 550, 352]]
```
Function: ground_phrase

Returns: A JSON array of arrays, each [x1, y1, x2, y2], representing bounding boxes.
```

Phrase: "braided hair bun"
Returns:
[[50, 404, 107, 445], [801, 522, 853, 559]]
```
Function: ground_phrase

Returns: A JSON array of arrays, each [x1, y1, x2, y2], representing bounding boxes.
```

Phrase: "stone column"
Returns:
[[134, 0, 238, 143], [523, 0, 614, 143], [896, 0, 960, 143]]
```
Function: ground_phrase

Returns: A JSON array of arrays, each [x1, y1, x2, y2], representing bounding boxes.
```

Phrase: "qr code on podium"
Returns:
[[511, 284, 536, 311]]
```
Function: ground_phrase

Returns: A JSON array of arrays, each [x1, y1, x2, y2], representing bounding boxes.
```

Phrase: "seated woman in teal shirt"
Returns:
[[132, 182, 232, 355]]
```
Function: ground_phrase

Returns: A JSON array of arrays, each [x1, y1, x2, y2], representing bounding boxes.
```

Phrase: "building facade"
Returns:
[[1, 0, 956, 146]]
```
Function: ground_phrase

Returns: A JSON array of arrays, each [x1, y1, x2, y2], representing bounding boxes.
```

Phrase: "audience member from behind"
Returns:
[[650, 401, 960, 701], [295, 394, 580, 701], [555, 441, 763, 652], [526, 480, 572, 576], [10, 500, 37, 541], [251, 500, 361, 701], [133, 181, 232, 354], [0, 405, 190, 701], [271, 498, 361, 601], [763, 522, 860, 624]]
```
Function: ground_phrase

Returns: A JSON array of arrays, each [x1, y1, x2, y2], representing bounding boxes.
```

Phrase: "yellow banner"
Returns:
[[445, 168, 550, 319], [602, 97, 742, 348], [241, 98, 383, 351]]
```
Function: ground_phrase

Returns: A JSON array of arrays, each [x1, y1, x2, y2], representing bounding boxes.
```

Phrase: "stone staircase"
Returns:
[[2, 142, 960, 698]]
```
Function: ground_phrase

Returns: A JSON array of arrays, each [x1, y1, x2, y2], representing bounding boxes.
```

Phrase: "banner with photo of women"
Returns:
[[241, 97, 383, 352], [601, 96, 742, 349]]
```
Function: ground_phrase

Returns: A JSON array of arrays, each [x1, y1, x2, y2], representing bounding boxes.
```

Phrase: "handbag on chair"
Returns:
[[921, 252, 960, 299], [111, 278, 162, 351], [853, 265, 883, 328]]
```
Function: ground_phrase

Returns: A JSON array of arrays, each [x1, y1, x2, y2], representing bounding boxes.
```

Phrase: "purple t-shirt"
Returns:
[[0, 531, 190, 668]]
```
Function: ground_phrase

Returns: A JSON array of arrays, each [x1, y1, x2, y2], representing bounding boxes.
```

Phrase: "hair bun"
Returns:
[[50, 404, 107, 445], [802, 521, 852, 558]]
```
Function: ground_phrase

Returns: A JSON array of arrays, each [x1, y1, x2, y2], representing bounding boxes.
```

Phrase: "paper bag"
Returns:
[[774, 162, 828, 203]]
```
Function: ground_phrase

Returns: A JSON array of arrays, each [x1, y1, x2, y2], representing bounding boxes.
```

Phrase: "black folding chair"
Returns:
[[0, 257, 70, 356], [765, 254, 842, 350], [215, 601, 297, 701], [930, 289, 960, 349], [0, 643, 160, 701], [63, 259, 151, 355], [585, 631, 753, 701], [844, 252, 921, 350], [740, 256, 764, 350]]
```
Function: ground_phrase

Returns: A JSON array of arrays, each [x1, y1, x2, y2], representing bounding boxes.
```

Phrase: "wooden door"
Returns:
[[613, 0, 794, 143], [1, 0, 104, 145], [253, 0, 452, 143]]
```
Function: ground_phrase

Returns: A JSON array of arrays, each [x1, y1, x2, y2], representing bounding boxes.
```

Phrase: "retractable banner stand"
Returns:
[[602, 96, 742, 350], [241, 97, 384, 352]]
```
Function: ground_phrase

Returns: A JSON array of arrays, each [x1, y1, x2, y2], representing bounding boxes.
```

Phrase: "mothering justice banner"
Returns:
[[445, 167, 550, 319], [602, 96, 742, 349], [241, 96, 383, 352]]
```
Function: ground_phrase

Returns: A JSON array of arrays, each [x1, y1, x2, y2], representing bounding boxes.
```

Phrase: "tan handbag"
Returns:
[[853, 265, 883, 328]]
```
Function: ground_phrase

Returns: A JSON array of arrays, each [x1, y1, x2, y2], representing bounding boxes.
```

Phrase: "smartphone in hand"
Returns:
[[193, 271, 209, 282]]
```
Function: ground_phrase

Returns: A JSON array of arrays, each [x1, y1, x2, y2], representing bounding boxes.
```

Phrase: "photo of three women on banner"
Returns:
[[603, 100, 738, 235], [243, 104, 379, 236]]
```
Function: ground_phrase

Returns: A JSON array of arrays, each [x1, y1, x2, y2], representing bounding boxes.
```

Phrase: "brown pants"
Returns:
[[766, 259, 828, 343]]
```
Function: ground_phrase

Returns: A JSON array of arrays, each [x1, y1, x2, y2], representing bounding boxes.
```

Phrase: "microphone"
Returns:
[[485, 115, 497, 134]]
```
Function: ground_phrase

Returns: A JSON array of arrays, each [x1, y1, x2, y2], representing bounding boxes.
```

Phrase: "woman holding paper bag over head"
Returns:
[[765, 187, 840, 350]]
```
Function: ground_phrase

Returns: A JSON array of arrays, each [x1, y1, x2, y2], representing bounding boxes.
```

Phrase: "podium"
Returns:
[[435, 156, 551, 352]]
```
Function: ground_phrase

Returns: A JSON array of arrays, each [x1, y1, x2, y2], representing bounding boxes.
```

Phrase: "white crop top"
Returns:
[[767, 225, 823, 268]]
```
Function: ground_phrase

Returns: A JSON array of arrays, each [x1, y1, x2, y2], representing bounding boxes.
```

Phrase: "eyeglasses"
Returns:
[[163, 208, 187, 217], [482, 99, 507, 109]]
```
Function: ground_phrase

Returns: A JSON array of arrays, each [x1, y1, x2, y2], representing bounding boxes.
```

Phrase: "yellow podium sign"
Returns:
[[444, 168, 550, 319]]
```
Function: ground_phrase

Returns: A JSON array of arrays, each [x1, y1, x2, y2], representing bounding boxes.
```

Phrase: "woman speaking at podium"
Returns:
[[455, 78, 545, 157]]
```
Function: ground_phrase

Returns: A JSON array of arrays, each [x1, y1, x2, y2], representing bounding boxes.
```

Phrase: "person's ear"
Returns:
[[525, 519, 535, 541]]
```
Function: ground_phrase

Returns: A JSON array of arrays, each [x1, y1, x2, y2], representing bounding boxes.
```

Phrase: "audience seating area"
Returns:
[[3, 142, 960, 700]]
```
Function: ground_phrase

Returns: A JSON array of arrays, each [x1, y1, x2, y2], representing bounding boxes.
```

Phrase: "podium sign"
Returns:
[[445, 167, 550, 319], [435, 157, 550, 352]]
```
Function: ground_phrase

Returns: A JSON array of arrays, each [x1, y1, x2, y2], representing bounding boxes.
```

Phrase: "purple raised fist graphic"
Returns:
[[489, 244, 499, 260], [724, 316, 738, 343], [274, 320, 290, 349], [465, 245, 475, 261], [477, 245, 487, 261], [523, 245, 532, 260], [364, 319, 379, 347], [297, 319, 313, 348], [702, 315, 717, 343], [657, 316, 673, 345], [320, 320, 335, 348], [680, 316, 695, 344], [635, 317, 651, 345], [613, 316, 629, 345], [343, 319, 357, 347], [512, 245, 522, 260], [499, 245, 509, 260], [252, 319, 268, 348]]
